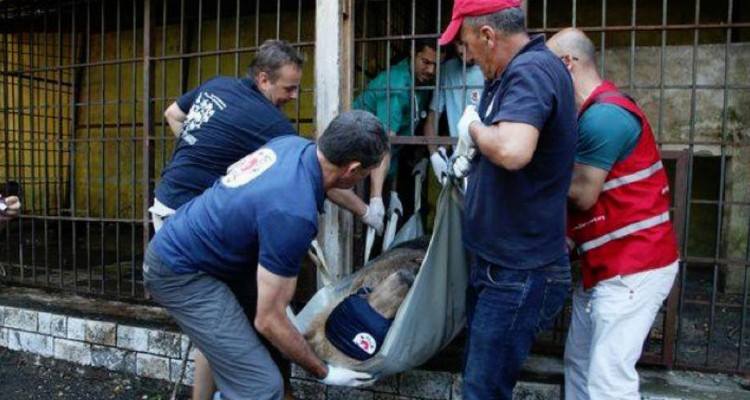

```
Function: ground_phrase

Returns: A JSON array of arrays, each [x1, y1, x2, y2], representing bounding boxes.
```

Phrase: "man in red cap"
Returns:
[[439, 1, 577, 399]]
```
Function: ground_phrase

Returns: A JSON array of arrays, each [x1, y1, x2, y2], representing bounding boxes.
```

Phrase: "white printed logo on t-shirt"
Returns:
[[180, 91, 227, 145], [221, 148, 277, 188], [470, 89, 481, 105]]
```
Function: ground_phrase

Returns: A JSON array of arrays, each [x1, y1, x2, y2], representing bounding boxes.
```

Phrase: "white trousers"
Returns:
[[564, 261, 678, 400], [148, 198, 176, 232]]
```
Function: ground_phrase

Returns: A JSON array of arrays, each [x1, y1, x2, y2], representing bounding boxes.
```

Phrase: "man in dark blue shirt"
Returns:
[[439, 1, 577, 399], [152, 40, 380, 400], [156, 40, 383, 400], [154, 40, 378, 234], [152, 40, 304, 400], [153, 40, 303, 229], [144, 111, 389, 400]]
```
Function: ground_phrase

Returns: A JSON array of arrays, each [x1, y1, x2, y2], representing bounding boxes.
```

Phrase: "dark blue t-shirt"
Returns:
[[463, 35, 578, 270], [151, 136, 324, 279], [155, 76, 297, 210]]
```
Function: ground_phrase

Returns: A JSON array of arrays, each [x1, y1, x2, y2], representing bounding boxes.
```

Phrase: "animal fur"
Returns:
[[304, 243, 427, 367]]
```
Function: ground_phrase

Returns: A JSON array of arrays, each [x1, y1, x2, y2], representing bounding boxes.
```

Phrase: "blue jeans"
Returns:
[[462, 256, 572, 400]]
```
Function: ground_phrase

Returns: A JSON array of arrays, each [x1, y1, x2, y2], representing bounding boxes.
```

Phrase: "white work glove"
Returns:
[[451, 148, 477, 179], [386, 191, 403, 217], [451, 106, 481, 179], [320, 365, 375, 387], [412, 157, 428, 179], [455, 105, 480, 158], [430, 147, 450, 185], [0, 195, 21, 222], [361, 197, 385, 235]]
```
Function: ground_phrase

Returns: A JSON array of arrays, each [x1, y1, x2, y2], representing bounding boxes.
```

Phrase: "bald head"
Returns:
[[547, 28, 597, 67]]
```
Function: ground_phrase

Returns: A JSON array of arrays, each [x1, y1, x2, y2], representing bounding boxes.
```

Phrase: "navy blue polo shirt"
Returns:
[[463, 35, 577, 270], [151, 136, 324, 280], [155, 76, 297, 210]]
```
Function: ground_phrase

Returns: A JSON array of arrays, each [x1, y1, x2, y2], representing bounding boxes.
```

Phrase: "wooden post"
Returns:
[[315, 0, 355, 284]]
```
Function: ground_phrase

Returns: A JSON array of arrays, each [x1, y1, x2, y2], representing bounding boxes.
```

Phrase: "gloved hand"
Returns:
[[387, 191, 403, 217], [412, 158, 428, 179], [430, 147, 450, 185], [0, 195, 21, 221], [320, 365, 375, 387], [455, 105, 480, 159], [451, 148, 477, 179], [361, 197, 385, 235]]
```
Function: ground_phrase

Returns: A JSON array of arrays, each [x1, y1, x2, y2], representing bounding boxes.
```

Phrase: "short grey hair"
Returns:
[[248, 39, 304, 82], [464, 7, 526, 35]]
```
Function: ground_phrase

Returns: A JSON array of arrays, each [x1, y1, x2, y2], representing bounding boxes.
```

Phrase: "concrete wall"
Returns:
[[601, 42, 750, 291]]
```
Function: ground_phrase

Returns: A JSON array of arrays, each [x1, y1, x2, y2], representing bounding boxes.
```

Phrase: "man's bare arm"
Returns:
[[164, 102, 188, 137], [369, 150, 390, 199], [254, 265, 328, 379], [568, 163, 608, 211], [326, 188, 368, 217], [470, 121, 539, 171], [423, 111, 441, 154]]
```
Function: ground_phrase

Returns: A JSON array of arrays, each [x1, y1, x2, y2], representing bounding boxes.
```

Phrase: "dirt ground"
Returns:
[[0, 347, 190, 400]]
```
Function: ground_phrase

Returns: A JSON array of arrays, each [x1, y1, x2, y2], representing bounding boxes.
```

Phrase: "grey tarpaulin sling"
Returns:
[[293, 181, 468, 377]]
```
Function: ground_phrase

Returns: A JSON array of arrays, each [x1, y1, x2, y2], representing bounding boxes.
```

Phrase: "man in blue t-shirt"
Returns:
[[144, 111, 389, 400], [152, 40, 380, 400], [424, 42, 484, 183], [439, 1, 577, 399], [154, 40, 380, 235], [152, 40, 303, 230]]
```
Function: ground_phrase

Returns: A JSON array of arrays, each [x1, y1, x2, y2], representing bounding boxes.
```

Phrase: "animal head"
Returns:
[[366, 269, 416, 319]]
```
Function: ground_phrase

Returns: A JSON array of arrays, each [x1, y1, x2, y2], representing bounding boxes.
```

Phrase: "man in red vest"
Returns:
[[547, 29, 680, 400]]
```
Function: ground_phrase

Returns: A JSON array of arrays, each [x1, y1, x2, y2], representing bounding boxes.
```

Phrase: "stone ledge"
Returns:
[[4, 307, 38, 331], [0, 304, 190, 388], [55, 337, 92, 365], [8, 329, 54, 358], [1, 302, 748, 400]]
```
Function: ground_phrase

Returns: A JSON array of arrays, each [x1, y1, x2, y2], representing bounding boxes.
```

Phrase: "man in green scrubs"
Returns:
[[353, 39, 438, 232]]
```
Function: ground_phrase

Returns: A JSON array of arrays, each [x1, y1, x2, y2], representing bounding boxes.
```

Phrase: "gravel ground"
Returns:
[[0, 347, 190, 400]]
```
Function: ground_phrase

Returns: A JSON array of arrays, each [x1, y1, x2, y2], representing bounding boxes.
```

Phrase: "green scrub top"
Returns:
[[353, 59, 430, 136]]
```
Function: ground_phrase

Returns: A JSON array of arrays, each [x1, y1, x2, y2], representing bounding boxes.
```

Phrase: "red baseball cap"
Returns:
[[438, 0, 523, 45]]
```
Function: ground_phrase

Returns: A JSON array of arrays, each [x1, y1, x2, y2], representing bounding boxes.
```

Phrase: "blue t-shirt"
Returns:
[[155, 76, 297, 210], [151, 136, 324, 279], [429, 59, 484, 137], [463, 35, 578, 270], [576, 103, 641, 171]]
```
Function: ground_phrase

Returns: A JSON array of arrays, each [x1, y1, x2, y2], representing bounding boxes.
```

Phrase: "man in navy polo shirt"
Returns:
[[153, 39, 381, 400], [144, 111, 389, 400], [439, 1, 577, 399]]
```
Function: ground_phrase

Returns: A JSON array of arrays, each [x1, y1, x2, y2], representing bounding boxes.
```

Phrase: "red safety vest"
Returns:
[[568, 81, 679, 289]]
